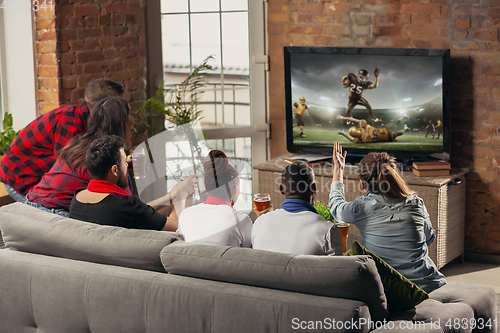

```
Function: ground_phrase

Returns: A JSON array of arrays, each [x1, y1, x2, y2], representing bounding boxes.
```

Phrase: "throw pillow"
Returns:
[[344, 240, 429, 313]]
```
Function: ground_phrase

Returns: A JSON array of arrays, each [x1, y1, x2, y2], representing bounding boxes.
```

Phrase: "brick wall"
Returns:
[[34, 0, 147, 116], [268, 0, 500, 255]]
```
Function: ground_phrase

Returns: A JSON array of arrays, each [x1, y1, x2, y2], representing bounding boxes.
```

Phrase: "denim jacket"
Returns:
[[329, 181, 446, 293]]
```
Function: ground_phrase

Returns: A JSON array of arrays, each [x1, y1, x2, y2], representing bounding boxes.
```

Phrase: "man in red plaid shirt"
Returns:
[[0, 79, 125, 201]]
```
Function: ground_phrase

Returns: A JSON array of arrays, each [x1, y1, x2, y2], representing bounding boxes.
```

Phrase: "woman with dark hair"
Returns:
[[177, 150, 252, 247], [328, 142, 446, 293], [25, 96, 134, 216]]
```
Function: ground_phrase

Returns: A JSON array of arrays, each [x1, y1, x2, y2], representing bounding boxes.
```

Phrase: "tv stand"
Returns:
[[254, 154, 469, 269]]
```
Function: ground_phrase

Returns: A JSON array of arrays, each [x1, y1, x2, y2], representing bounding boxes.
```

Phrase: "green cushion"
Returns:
[[344, 240, 428, 313]]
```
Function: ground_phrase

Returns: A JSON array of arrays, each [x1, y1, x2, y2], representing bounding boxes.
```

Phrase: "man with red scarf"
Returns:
[[69, 135, 197, 231]]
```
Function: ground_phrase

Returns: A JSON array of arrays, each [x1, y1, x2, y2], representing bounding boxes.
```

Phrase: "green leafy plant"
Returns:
[[134, 55, 214, 138], [0, 112, 19, 155], [314, 200, 337, 223]]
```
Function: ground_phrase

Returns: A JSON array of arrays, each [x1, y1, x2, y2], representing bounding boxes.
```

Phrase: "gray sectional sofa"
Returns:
[[0, 202, 497, 333]]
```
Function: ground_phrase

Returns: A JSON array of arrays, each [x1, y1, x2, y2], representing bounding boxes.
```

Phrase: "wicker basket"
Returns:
[[255, 156, 467, 269]]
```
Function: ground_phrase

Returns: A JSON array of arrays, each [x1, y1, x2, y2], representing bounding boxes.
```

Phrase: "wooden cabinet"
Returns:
[[254, 156, 468, 269]]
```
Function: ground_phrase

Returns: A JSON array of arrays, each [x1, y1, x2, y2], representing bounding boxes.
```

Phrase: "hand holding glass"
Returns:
[[253, 193, 271, 211]]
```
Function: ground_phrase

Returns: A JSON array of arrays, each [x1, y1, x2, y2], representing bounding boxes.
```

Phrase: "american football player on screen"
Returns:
[[336, 114, 408, 143], [293, 96, 310, 138], [341, 68, 380, 123]]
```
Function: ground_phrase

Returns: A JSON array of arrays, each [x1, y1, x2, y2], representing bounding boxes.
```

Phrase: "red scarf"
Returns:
[[204, 196, 233, 208], [87, 180, 130, 196]]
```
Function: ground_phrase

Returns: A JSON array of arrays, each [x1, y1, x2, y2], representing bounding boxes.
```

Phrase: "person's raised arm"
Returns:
[[332, 141, 346, 183], [368, 68, 380, 89], [329, 142, 357, 224]]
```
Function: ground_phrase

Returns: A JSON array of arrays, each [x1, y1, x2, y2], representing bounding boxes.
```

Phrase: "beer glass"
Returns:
[[132, 147, 146, 180], [336, 223, 349, 253], [253, 193, 271, 211]]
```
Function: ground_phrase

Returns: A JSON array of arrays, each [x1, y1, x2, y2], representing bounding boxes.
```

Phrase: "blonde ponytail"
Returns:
[[359, 152, 415, 199]]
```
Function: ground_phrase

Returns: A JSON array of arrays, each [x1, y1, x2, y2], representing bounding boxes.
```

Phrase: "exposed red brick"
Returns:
[[454, 18, 471, 29], [62, 77, 77, 89], [412, 14, 431, 26], [76, 27, 102, 39], [353, 14, 371, 25], [36, 18, 56, 30], [74, 4, 99, 17], [403, 26, 437, 38], [99, 14, 111, 26], [412, 39, 432, 48], [289, 24, 323, 35], [65, 17, 81, 29], [60, 52, 76, 65], [76, 50, 104, 63], [489, 8, 500, 19], [401, 3, 440, 15], [474, 30, 499, 41], [363, 4, 399, 14], [37, 42, 57, 53], [455, 6, 471, 16], [441, 5, 450, 16], [455, 29, 468, 39], [38, 66, 58, 78], [432, 39, 451, 49], [38, 78, 59, 90], [84, 15, 98, 28], [59, 29, 76, 40], [490, 111, 500, 123], [38, 90, 60, 102], [297, 14, 312, 23], [111, 13, 125, 26]]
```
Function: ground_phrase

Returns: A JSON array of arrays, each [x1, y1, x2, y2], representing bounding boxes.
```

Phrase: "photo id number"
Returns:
[[1, 0, 53, 12]]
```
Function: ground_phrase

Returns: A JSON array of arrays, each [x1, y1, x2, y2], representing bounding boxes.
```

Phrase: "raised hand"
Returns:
[[374, 68, 380, 78], [341, 75, 350, 87], [333, 142, 347, 172]]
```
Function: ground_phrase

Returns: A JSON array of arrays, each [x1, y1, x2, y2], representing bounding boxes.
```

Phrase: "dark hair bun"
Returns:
[[203, 150, 239, 191]]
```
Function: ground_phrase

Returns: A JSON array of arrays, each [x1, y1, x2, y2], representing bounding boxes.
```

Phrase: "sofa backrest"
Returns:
[[160, 242, 390, 321], [0, 203, 183, 272]]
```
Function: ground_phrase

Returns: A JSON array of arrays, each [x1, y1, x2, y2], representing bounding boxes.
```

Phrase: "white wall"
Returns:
[[0, 9, 38, 130]]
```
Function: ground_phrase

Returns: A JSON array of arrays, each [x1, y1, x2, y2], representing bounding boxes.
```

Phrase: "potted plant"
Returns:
[[0, 112, 19, 155], [132, 56, 214, 199], [314, 200, 349, 253], [134, 55, 214, 137]]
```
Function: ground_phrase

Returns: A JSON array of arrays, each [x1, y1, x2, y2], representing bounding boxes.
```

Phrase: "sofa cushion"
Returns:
[[345, 241, 429, 313], [160, 242, 390, 321], [0, 202, 183, 272]]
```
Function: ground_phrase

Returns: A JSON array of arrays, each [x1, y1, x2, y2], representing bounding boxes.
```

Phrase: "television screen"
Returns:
[[284, 47, 450, 162]]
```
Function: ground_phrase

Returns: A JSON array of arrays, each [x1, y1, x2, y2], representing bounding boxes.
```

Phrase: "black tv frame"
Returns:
[[284, 46, 451, 167]]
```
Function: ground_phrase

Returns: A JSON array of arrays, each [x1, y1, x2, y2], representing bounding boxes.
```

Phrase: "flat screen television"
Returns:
[[284, 47, 451, 167]]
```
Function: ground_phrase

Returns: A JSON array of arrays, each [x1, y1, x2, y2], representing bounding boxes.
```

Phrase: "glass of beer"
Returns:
[[336, 223, 350, 253], [253, 193, 271, 211], [132, 147, 146, 180]]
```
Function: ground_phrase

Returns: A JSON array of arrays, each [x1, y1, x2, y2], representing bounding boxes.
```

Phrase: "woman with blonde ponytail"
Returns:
[[328, 142, 446, 293]]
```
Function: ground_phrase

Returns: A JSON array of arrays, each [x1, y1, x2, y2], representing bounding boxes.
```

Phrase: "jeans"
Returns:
[[24, 199, 69, 218], [4, 184, 27, 202]]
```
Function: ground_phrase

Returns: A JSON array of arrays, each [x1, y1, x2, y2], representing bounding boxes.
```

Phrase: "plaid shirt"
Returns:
[[27, 159, 132, 210], [0, 103, 90, 194]]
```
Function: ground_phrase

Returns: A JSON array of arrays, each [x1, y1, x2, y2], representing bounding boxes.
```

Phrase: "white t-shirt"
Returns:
[[252, 209, 343, 255], [177, 203, 252, 248]]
